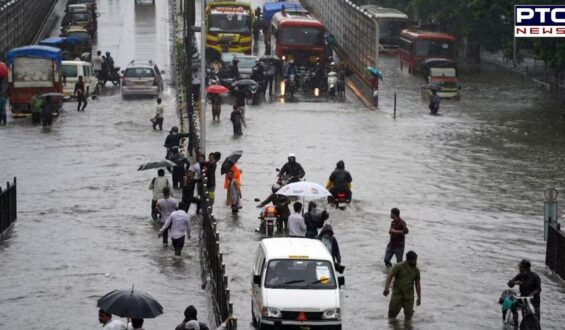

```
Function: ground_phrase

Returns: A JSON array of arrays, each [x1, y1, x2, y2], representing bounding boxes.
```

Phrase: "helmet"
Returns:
[[330, 62, 336, 66], [271, 183, 281, 193], [288, 153, 296, 158], [289, 59, 294, 64], [171, 126, 179, 133]]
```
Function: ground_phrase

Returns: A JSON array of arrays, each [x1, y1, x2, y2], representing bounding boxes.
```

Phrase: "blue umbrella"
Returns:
[[367, 66, 384, 80]]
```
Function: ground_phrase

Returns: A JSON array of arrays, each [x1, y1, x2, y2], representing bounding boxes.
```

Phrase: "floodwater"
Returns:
[[1, 0, 565, 329], [0, 1, 211, 329]]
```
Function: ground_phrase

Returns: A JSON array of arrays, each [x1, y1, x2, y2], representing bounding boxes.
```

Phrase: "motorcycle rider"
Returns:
[[104, 51, 115, 73], [285, 59, 298, 78], [256, 183, 290, 233], [278, 154, 305, 184], [164, 126, 190, 159], [326, 160, 352, 202]]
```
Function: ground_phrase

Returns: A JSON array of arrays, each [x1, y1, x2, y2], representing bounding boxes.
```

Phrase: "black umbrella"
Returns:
[[97, 286, 163, 319], [138, 160, 176, 171], [221, 150, 243, 174], [234, 79, 258, 87]]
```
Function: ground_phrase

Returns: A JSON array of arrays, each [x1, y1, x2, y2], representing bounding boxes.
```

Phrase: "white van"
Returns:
[[251, 238, 344, 329], [61, 60, 98, 100]]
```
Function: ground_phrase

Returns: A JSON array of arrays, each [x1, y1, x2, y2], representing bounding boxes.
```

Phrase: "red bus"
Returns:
[[399, 29, 457, 74], [270, 10, 325, 66]]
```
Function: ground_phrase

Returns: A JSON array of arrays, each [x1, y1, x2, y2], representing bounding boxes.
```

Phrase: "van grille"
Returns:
[[281, 311, 323, 321]]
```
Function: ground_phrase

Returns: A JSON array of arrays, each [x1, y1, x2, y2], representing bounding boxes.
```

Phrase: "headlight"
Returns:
[[262, 307, 282, 318], [322, 308, 340, 319]]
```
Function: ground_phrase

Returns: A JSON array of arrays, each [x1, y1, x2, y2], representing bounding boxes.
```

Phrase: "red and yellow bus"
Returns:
[[399, 29, 457, 74], [270, 10, 325, 66]]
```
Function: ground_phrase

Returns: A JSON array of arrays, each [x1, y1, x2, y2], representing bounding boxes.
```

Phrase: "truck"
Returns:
[[6, 46, 63, 115], [205, 1, 254, 60]]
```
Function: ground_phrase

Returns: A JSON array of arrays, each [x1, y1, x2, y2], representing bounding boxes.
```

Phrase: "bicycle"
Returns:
[[503, 296, 541, 330]]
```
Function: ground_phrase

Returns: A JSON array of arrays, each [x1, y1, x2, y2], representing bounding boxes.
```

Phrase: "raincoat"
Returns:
[[224, 164, 241, 189]]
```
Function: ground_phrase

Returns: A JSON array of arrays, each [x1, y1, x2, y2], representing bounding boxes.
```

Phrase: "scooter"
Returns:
[[256, 204, 277, 237], [333, 191, 350, 210]]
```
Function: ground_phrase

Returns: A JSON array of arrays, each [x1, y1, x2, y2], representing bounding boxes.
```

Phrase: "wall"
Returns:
[[0, 0, 58, 59]]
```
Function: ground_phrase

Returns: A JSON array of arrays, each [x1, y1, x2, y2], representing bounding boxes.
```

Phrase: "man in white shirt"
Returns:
[[149, 169, 170, 221], [92, 50, 103, 74], [287, 202, 306, 237], [152, 97, 164, 130], [159, 202, 191, 256], [98, 309, 126, 330], [156, 187, 177, 246]]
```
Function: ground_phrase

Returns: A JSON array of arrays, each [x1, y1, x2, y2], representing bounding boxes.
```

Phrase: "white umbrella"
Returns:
[[275, 181, 331, 198]]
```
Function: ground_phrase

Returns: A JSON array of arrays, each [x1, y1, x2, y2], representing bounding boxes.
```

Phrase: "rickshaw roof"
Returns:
[[263, 2, 301, 24], [6, 46, 62, 67], [39, 37, 84, 46]]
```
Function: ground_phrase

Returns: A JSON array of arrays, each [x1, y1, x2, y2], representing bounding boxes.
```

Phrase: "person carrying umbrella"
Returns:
[[226, 169, 242, 213], [149, 169, 171, 221], [30, 93, 43, 124], [97, 287, 163, 327]]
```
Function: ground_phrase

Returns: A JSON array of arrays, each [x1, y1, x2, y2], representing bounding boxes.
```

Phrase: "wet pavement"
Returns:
[[1, 0, 565, 329], [0, 1, 211, 329]]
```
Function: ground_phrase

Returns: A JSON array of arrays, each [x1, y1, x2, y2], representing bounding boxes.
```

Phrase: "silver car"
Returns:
[[121, 61, 164, 98]]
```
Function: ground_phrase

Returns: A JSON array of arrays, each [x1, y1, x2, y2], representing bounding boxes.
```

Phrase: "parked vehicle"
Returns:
[[399, 28, 457, 74], [61, 10, 96, 36], [62, 60, 98, 100], [6, 46, 63, 115], [121, 60, 164, 98], [251, 238, 344, 330]]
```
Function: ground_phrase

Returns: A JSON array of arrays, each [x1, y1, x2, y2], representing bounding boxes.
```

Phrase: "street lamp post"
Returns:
[[200, 0, 207, 155]]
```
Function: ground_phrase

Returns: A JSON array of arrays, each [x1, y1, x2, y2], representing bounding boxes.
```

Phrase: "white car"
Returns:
[[121, 60, 164, 98], [251, 238, 344, 329], [61, 60, 98, 100]]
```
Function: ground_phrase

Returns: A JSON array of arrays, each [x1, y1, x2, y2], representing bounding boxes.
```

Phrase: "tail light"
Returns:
[[153, 77, 159, 86], [337, 193, 346, 198]]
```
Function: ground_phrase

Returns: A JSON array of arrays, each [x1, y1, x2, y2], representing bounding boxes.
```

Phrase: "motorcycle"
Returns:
[[97, 67, 121, 87], [333, 190, 350, 210], [275, 169, 300, 186], [327, 71, 338, 98], [284, 74, 297, 101], [303, 70, 326, 95], [256, 204, 278, 237]]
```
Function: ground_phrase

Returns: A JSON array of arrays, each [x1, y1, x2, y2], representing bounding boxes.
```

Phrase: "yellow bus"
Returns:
[[205, 1, 253, 60]]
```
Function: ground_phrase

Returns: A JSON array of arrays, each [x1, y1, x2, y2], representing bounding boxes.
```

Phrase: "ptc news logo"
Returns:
[[515, 5, 565, 37]]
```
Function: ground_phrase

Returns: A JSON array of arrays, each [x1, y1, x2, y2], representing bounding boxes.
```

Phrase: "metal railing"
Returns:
[[174, 1, 235, 328], [546, 224, 565, 280], [300, 0, 378, 86], [0, 177, 17, 236], [0, 0, 57, 59], [199, 170, 237, 330]]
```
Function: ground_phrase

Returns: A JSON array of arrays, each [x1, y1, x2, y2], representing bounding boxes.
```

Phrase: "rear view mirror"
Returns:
[[338, 276, 345, 287], [253, 275, 261, 285]]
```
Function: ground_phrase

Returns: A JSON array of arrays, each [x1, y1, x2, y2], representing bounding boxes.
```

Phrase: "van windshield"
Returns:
[[265, 259, 336, 289]]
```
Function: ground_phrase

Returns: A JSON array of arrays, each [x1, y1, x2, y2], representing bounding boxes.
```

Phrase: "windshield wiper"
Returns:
[[272, 280, 305, 287]]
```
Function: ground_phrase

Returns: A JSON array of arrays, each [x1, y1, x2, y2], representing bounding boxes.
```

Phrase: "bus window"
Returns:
[[280, 27, 323, 46], [414, 40, 454, 58]]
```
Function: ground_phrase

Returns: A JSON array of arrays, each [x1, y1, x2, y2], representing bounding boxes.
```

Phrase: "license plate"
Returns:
[[135, 81, 146, 86]]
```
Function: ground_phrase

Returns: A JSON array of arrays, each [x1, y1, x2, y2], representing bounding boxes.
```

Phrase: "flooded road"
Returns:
[[0, 0, 565, 329], [0, 1, 211, 329]]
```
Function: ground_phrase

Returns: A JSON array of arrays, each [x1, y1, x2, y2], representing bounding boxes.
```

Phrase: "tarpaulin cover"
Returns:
[[263, 2, 301, 24], [6, 46, 62, 68]]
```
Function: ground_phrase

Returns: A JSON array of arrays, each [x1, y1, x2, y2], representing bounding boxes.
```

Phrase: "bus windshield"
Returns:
[[379, 19, 407, 41], [414, 39, 455, 58], [208, 13, 250, 33], [280, 27, 323, 46]]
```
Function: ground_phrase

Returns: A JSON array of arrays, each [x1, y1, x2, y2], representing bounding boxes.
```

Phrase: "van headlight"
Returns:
[[262, 307, 282, 318], [322, 308, 340, 319]]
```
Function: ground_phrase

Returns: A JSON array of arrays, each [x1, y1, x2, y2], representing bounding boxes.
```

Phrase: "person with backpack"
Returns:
[[318, 224, 341, 270]]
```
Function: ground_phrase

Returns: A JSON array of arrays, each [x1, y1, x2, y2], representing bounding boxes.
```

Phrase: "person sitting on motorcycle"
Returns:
[[164, 126, 190, 159], [231, 57, 240, 81], [256, 184, 290, 233], [105, 51, 115, 73], [278, 154, 305, 184], [312, 60, 325, 88], [326, 160, 352, 202], [251, 60, 265, 84], [285, 59, 298, 78]]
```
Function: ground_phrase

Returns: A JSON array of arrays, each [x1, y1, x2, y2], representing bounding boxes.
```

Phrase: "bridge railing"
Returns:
[[0, 177, 17, 237], [546, 224, 565, 280]]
